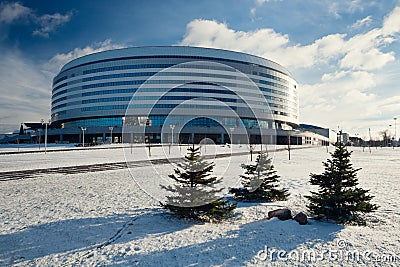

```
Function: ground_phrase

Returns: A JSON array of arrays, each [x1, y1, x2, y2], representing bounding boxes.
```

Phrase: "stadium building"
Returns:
[[13, 46, 331, 145]]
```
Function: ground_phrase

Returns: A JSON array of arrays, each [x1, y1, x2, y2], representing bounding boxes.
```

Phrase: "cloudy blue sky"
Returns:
[[0, 0, 399, 138]]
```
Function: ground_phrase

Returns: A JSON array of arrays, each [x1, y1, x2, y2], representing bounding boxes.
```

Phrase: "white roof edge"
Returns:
[[60, 46, 292, 76]]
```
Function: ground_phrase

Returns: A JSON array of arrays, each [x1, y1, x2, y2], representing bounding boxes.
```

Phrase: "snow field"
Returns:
[[1, 143, 263, 172], [0, 145, 399, 266]]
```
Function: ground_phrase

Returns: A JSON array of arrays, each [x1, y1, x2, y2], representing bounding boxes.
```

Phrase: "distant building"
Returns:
[[298, 124, 335, 145], [342, 132, 349, 144]]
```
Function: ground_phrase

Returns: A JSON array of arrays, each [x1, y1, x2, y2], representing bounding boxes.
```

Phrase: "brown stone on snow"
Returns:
[[267, 208, 292, 221], [293, 212, 308, 225]]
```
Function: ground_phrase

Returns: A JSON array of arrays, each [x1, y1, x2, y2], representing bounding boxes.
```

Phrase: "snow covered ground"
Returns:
[[0, 143, 264, 172], [0, 145, 399, 266]]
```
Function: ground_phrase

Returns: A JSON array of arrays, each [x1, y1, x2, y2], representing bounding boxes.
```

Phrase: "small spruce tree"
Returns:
[[161, 146, 237, 222], [306, 142, 378, 224], [230, 152, 289, 202]]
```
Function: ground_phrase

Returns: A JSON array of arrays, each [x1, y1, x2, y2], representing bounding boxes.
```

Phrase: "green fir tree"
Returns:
[[230, 152, 289, 202], [306, 142, 378, 224], [161, 146, 237, 222]]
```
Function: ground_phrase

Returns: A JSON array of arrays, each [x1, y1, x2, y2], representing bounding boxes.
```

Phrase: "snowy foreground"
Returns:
[[0, 145, 399, 266]]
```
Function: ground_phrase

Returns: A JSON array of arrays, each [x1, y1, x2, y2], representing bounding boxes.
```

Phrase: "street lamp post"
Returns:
[[41, 119, 50, 154], [394, 117, 397, 147], [229, 127, 234, 146], [170, 124, 175, 144], [109, 126, 114, 144], [146, 136, 151, 156], [38, 129, 41, 150], [249, 144, 254, 161], [287, 131, 291, 161], [169, 124, 175, 155], [81, 127, 87, 147], [204, 130, 207, 153]]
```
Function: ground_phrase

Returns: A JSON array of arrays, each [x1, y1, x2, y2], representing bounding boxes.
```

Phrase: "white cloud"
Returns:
[[43, 39, 125, 75], [255, 0, 266, 4], [179, 5, 400, 136], [382, 6, 400, 35], [300, 67, 400, 137], [347, 0, 365, 13], [181, 19, 289, 55], [321, 70, 348, 82], [340, 48, 395, 70], [180, 20, 337, 69], [0, 2, 74, 38], [250, 0, 282, 19], [180, 4, 400, 72], [350, 16, 372, 30], [0, 50, 51, 131], [314, 33, 347, 58], [335, 28, 397, 71], [32, 11, 74, 38], [0, 40, 124, 132], [254, 0, 281, 5], [0, 2, 31, 23], [300, 74, 378, 129], [328, 0, 372, 18], [328, 2, 341, 19], [302, 71, 376, 104]]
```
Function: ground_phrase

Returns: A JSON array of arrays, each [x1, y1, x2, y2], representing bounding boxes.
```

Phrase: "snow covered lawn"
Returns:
[[0, 145, 399, 266]]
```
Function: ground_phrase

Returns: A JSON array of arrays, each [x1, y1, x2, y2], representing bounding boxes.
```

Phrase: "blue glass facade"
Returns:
[[65, 117, 123, 128], [51, 46, 298, 142]]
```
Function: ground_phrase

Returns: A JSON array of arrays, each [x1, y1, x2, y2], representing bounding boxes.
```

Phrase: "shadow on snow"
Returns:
[[0, 208, 344, 266], [0, 208, 193, 265], [115, 216, 344, 266]]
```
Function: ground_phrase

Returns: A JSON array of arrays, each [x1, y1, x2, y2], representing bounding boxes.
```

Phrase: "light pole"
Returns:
[[146, 136, 151, 156], [229, 127, 234, 146], [389, 124, 393, 147], [170, 124, 175, 144], [287, 130, 291, 161], [109, 126, 114, 144], [41, 119, 50, 154], [394, 117, 397, 147], [81, 127, 87, 147], [38, 129, 41, 150], [169, 124, 175, 155], [249, 144, 254, 161], [204, 130, 207, 153]]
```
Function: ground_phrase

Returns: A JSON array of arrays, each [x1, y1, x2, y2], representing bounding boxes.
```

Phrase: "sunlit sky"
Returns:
[[0, 0, 399, 138]]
